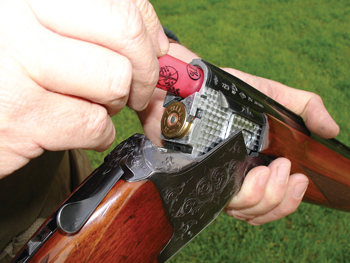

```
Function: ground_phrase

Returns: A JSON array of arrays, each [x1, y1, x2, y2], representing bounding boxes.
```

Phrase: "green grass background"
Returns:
[[87, 0, 350, 262]]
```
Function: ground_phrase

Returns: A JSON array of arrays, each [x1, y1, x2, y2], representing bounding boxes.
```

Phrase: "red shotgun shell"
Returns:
[[157, 55, 204, 98]]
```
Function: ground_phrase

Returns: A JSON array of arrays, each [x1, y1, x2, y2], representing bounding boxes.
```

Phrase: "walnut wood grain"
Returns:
[[260, 114, 350, 211], [29, 180, 173, 263]]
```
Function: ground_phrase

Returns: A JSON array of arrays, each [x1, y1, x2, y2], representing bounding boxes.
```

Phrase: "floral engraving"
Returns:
[[173, 220, 198, 241], [154, 132, 255, 261], [171, 161, 239, 219], [158, 133, 247, 246], [101, 134, 143, 175], [163, 182, 186, 213]]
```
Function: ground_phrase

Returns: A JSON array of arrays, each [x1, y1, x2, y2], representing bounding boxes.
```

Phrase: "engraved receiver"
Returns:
[[159, 55, 350, 212], [12, 55, 350, 263]]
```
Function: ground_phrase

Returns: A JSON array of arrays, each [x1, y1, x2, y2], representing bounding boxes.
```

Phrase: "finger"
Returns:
[[226, 166, 271, 211], [243, 158, 292, 216], [297, 94, 339, 139], [0, 73, 116, 177], [27, 0, 167, 56], [247, 173, 309, 225], [137, 88, 167, 146], [256, 79, 340, 139], [28, 0, 164, 110], [131, 0, 170, 56], [24, 28, 132, 116], [222, 68, 339, 139], [226, 158, 291, 220], [6, 80, 116, 154], [36, 92, 116, 152], [1, 2, 132, 116]]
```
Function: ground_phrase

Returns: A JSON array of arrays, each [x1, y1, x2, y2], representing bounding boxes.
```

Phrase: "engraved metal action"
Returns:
[[12, 57, 350, 263]]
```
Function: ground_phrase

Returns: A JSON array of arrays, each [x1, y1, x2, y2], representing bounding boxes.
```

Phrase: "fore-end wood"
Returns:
[[29, 179, 173, 263], [261, 113, 350, 211]]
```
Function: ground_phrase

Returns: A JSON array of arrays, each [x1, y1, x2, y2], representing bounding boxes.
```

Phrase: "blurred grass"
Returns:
[[87, 0, 350, 262]]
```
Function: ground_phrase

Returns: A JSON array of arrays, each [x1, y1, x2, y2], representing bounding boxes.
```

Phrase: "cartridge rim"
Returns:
[[161, 101, 191, 139]]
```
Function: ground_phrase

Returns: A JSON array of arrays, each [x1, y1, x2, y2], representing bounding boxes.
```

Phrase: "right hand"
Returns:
[[0, 0, 169, 179]]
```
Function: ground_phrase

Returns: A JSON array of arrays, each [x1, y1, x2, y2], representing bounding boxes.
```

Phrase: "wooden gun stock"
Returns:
[[17, 180, 172, 263], [261, 114, 350, 211]]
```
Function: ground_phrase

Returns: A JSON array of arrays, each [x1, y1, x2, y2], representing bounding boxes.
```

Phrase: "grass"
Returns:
[[87, 0, 350, 262]]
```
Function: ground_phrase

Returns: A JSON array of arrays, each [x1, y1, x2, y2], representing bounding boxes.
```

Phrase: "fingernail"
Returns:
[[158, 27, 169, 55], [293, 182, 309, 199], [276, 164, 289, 185], [139, 99, 150, 111], [258, 171, 269, 188]]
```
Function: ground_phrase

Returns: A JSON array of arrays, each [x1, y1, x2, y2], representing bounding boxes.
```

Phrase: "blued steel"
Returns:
[[191, 59, 306, 132], [57, 169, 124, 233], [152, 132, 250, 262]]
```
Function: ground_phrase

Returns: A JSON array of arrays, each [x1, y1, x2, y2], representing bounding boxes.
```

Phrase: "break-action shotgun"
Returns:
[[12, 55, 350, 263]]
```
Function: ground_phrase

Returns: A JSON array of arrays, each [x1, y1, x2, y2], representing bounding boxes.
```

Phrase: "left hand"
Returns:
[[137, 43, 338, 225], [224, 158, 308, 225]]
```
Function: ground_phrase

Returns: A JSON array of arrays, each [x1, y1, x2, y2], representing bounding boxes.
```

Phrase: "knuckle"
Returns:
[[142, 60, 159, 87], [228, 190, 261, 210], [112, 1, 145, 44], [109, 1, 158, 59], [310, 93, 323, 104], [134, 0, 158, 32], [264, 196, 282, 208], [236, 189, 264, 209], [84, 105, 113, 149], [232, 195, 260, 210], [246, 191, 264, 206], [128, 64, 158, 111], [107, 57, 132, 102]]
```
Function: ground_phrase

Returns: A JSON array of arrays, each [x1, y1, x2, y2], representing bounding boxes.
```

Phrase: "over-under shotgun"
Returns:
[[12, 55, 350, 263]]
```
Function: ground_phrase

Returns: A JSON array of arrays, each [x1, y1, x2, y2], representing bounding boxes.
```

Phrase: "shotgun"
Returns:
[[12, 55, 350, 263]]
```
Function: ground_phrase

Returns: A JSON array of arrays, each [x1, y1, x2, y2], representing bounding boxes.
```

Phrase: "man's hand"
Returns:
[[138, 43, 339, 225], [221, 67, 339, 225], [221, 67, 339, 139], [0, 0, 169, 179]]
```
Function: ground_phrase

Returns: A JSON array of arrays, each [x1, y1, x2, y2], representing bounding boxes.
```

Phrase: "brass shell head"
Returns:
[[161, 102, 191, 139]]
